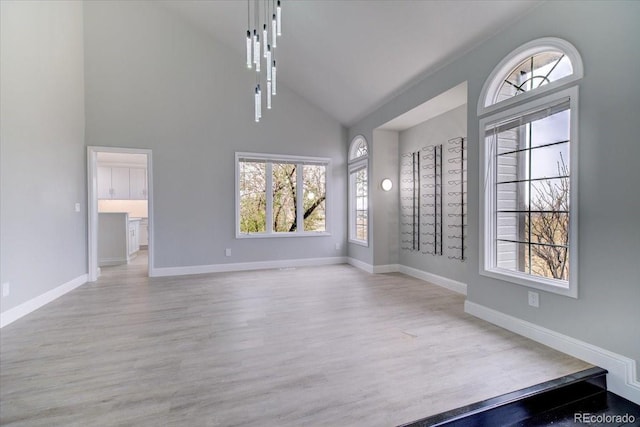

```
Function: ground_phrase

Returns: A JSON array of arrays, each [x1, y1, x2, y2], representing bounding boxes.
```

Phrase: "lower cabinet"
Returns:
[[128, 219, 140, 257]]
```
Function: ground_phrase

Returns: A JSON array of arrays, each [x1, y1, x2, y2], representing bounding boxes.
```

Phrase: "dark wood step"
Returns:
[[399, 367, 610, 427]]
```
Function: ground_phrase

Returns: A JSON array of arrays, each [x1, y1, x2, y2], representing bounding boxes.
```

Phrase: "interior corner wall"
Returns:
[[348, 1, 640, 382], [83, 1, 347, 270], [371, 130, 399, 267], [0, 0, 87, 314], [398, 105, 467, 282]]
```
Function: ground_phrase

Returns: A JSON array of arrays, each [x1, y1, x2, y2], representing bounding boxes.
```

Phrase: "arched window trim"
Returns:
[[478, 37, 583, 117], [348, 135, 369, 246], [349, 135, 369, 162]]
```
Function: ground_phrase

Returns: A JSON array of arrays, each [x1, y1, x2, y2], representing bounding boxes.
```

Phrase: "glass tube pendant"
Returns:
[[246, 30, 252, 69], [257, 84, 262, 118], [272, 14, 277, 48], [263, 24, 268, 58], [267, 81, 272, 109], [254, 86, 260, 122], [266, 46, 272, 81], [276, 1, 282, 36], [254, 34, 261, 72], [272, 61, 277, 95]]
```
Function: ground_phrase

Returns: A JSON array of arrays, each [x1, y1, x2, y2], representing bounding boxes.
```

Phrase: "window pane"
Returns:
[[303, 165, 326, 232], [490, 103, 571, 282], [530, 245, 569, 281], [530, 143, 569, 180], [239, 161, 266, 233], [530, 109, 570, 148], [272, 163, 297, 232], [352, 167, 368, 242], [530, 178, 570, 212], [496, 51, 573, 104]]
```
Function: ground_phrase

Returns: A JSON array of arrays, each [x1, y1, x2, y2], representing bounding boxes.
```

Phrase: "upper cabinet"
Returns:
[[129, 168, 147, 200], [98, 165, 147, 200]]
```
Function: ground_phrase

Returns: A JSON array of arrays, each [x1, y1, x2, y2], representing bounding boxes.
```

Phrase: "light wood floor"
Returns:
[[0, 253, 590, 426]]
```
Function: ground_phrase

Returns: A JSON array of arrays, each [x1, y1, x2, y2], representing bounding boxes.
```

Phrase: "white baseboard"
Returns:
[[150, 256, 348, 277], [346, 257, 374, 273], [0, 274, 88, 328], [372, 264, 400, 274], [399, 265, 467, 295], [465, 300, 640, 405], [99, 257, 127, 267]]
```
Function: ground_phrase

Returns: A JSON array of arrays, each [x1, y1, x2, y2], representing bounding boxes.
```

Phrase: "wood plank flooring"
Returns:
[[0, 253, 591, 426]]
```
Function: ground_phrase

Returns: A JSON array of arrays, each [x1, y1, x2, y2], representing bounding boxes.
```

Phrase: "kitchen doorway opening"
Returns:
[[87, 147, 154, 281]]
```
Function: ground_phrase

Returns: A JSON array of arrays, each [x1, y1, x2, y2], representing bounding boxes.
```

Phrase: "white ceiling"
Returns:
[[160, 0, 541, 126]]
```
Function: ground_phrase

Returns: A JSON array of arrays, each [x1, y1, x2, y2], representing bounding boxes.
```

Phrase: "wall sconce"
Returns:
[[381, 178, 393, 192]]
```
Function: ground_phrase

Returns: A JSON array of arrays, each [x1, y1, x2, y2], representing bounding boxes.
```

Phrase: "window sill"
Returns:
[[348, 238, 368, 247], [480, 267, 577, 298], [236, 231, 331, 239]]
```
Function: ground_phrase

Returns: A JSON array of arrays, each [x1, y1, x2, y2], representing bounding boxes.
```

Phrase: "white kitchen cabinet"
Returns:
[[97, 166, 147, 200], [129, 168, 147, 200], [97, 166, 113, 199], [128, 219, 140, 256], [111, 167, 130, 199], [139, 218, 148, 247]]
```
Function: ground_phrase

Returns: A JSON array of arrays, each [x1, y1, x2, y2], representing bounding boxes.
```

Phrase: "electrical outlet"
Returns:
[[225, 248, 231, 257], [528, 291, 539, 308], [335, 243, 341, 251], [2, 282, 9, 297]]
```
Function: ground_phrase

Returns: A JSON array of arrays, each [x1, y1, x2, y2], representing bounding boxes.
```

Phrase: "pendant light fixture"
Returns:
[[247, 0, 282, 122]]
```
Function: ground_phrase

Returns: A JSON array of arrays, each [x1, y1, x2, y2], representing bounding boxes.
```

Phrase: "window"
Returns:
[[479, 38, 582, 297], [348, 136, 368, 245], [236, 152, 330, 237]]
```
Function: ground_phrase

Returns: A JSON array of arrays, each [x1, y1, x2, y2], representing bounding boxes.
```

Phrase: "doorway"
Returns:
[[87, 146, 154, 281]]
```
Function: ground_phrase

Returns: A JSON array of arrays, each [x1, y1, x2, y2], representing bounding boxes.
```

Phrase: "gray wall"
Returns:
[[371, 130, 399, 267], [349, 1, 640, 378], [0, 1, 87, 314], [84, 1, 347, 269], [398, 105, 467, 283]]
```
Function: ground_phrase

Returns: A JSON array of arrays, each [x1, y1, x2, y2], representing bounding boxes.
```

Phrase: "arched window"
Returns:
[[479, 37, 583, 116], [348, 136, 368, 245], [479, 38, 582, 297]]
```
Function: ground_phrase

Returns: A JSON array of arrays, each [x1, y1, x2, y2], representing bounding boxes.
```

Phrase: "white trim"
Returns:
[[348, 135, 369, 162], [150, 257, 347, 277], [465, 301, 640, 405], [88, 146, 154, 282], [479, 86, 579, 298], [345, 260, 468, 295], [398, 265, 468, 295], [372, 264, 400, 274], [346, 257, 374, 274], [478, 37, 584, 117], [98, 257, 128, 267], [0, 274, 88, 328]]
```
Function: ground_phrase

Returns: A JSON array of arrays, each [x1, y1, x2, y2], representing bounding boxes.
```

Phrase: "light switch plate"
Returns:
[[528, 291, 539, 308], [2, 282, 9, 297], [75, 203, 81, 212]]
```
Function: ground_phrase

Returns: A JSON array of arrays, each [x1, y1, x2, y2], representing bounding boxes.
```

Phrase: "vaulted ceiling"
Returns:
[[160, 0, 542, 126]]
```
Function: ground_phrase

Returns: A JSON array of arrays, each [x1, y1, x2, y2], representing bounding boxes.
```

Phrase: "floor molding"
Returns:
[[0, 274, 88, 328], [372, 264, 400, 274], [346, 257, 374, 273], [150, 256, 348, 277], [465, 300, 640, 405], [399, 265, 468, 295]]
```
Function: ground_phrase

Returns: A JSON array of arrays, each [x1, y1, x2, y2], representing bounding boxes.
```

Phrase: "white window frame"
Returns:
[[348, 135, 369, 246], [479, 86, 579, 298], [235, 152, 331, 239], [478, 37, 584, 117]]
